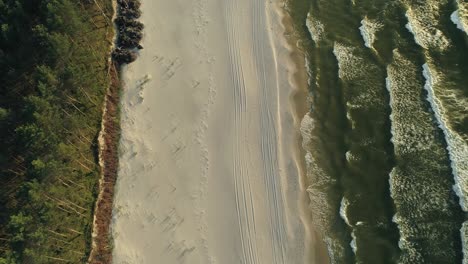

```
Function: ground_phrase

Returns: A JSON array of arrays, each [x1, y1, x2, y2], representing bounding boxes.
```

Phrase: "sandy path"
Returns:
[[111, 0, 326, 263]]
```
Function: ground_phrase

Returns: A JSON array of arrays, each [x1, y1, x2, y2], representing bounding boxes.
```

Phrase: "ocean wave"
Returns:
[[339, 197, 359, 256], [339, 197, 352, 227], [304, 158, 349, 263], [301, 112, 352, 263], [451, 1, 468, 36], [345, 150, 359, 163], [301, 113, 335, 218], [333, 42, 366, 82], [304, 55, 313, 87], [350, 231, 357, 254], [385, 50, 439, 154], [391, 201, 462, 263], [322, 236, 349, 264], [333, 42, 385, 116], [423, 63, 468, 212], [404, 6, 450, 51], [422, 64, 468, 262], [301, 113, 337, 216], [300, 112, 315, 148], [332, 42, 380, 84], [386, 51, 463, 262], [359, 17, 383, 49], [462, 222, 468, 264], [346, 111, 356, 130], [306, 12, 325, 43]]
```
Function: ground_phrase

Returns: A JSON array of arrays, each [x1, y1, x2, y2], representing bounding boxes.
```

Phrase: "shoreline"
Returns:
[[271, 3, 330, 263]]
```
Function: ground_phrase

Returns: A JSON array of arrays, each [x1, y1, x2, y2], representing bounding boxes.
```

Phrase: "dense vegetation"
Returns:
[[112, 0, 143, 64], [0, 0, 114, 262]]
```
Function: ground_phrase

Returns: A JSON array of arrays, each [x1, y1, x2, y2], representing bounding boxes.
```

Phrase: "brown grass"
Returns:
[[88, 61, 121, 264]]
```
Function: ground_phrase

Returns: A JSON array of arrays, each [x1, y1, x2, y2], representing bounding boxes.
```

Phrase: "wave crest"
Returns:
[[405, 7, 450, 51], [359, 17, 383, 49]]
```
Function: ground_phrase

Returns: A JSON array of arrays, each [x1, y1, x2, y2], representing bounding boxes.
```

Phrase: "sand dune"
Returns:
[[111, 0, 327, 263]]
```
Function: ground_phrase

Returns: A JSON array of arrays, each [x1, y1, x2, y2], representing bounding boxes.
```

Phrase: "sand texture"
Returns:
[[111, 0, 326, 263]]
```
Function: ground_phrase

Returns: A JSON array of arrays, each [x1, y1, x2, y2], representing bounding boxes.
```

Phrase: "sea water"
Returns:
[[287, 0, 468, 263]]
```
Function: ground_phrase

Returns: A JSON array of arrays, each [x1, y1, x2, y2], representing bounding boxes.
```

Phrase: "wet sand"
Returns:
[[111, 0, 328, 263]]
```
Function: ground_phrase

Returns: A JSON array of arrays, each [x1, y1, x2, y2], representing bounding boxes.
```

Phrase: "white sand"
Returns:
[[111, 0, 327, 263]]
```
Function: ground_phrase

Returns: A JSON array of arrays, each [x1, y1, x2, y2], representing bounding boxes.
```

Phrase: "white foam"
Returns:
[[300, 112, 315, 148], [386, 53, 461, 262], [306, 12, 324, 43], [323, 237, 339, 264], [345, 150, 356, 162], [350, 231, 357, 254], [332, 42, 380, 88], [301, 113, 332, 222], [451, 1, 468, 36], [359, 17, 383, 49], [339, 197, 352, 227], [422, 63, 468, 212], [333, 43, 365, 81], [405, 8, 450, 51], [385, 76, 396, 141], [384, 61, 397, 226], [462, 222, 468, 264], [304, 55, 313, 86], [301, 112, 350, 263], [388, 168, 396, 207], [386, 50, 443, 154], [451, 11, 465, 33]]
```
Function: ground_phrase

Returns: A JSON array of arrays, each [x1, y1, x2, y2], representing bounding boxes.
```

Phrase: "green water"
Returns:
[[286, 0, 468, 263]]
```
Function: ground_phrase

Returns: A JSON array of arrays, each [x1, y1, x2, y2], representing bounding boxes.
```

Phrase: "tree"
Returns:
[[8, 213, 32, 243]]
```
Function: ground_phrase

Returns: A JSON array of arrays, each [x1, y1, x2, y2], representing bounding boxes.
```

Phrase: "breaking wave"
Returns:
[[339, 197, 351, 227], [292, 0, 467, 262], [359, 17, 383, 49], [404, 6, 450, 51], [463, 222, 468, 264], [423, 63, 468, 212], [385, 50, 464, 263], [306, 11, 325, 44], [451, 1, 468, 36], [301, 112, 352, 263]]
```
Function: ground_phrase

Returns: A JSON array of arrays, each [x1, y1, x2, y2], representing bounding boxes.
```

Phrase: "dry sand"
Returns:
[[111, 0, 328, 263]]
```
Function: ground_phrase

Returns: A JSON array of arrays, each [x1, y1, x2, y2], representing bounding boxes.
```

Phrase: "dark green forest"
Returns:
[[0, 0, 113, 262]]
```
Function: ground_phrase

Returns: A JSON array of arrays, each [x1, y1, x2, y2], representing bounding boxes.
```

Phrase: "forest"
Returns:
[[0, 0, 114, 262]]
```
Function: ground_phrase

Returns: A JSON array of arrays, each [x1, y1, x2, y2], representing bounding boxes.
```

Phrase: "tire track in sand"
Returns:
[[251, 0, 288, 263], [223, 1, 260, 263], [223, 0, 288, 263]]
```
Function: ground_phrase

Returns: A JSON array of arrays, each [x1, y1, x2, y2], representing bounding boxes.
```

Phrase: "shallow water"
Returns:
[[287, 0, 468, 263]]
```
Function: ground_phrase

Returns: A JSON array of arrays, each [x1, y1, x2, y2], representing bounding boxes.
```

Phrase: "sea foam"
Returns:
[[385, 51, 465, 262], [359, 17, 383, 49], [462, 222, 468, 264], [339, 197, 358, 255], [350, 231, 357, 254], [386, 51, 437, 154], [405, 7, 450, 51], [423, 63, 468, 263], [301, 112, 352, 263], [423, 63, 468, 212], [306, 12, 324, 43], [333, 42, 384, 114], [451, 1, 468, 36], [339, 197, 352, 227]]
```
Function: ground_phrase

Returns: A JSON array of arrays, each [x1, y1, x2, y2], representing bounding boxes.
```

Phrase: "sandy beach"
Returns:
[[111, 0, 328, 263]]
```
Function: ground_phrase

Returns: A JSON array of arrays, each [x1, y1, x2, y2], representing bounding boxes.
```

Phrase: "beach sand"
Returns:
[[111, 0, 328, 263]]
